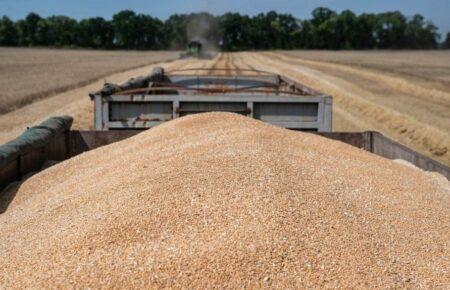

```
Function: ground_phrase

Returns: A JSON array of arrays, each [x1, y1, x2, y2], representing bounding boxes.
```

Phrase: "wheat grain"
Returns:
[[0, 112, 448, 288]]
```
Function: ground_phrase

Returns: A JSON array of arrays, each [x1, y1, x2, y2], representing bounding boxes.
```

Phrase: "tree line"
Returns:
[[0, 8, 448, 50]]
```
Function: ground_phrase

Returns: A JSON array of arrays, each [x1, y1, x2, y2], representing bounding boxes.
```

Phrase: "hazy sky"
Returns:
[[2, 0, 449, 34]]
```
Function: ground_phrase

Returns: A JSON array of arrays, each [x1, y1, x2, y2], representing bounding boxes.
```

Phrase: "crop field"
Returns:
[[280, 50, 450, 91], [0, 48, 178, 113], [0, 49, 449, 165]]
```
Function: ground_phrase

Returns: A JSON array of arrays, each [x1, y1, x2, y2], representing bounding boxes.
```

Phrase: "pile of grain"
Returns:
[[0, 112, 448, 288]]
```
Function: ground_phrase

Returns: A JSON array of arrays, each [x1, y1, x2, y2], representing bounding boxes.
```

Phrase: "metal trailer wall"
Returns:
[[92, 73, 333, 132], [1, 129, 449, 194], [94, 94, 333, 132], [68, 131, 449, 179], [67, 130, 450, 180]]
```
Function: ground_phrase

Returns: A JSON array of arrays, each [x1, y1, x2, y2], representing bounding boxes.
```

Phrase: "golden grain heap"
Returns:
[[0, 112, 448, 288]]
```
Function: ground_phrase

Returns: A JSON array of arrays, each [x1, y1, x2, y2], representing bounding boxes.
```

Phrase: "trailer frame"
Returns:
[[90, 68, 333, 132]]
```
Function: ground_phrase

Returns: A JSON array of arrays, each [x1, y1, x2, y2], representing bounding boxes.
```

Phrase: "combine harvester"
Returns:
[[0, 67, 449, 190], [180, 39, 215, 59]]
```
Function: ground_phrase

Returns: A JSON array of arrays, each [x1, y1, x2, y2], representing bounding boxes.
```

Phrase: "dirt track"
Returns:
[[0, 52, 448, 165]]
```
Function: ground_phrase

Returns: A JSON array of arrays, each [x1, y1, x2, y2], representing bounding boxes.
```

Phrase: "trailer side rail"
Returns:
[[94, 94, 333, 132], [2, 126, 448, 194]]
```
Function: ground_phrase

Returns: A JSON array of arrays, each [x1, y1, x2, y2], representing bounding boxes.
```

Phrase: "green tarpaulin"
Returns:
[[0, 116, 73, 167]]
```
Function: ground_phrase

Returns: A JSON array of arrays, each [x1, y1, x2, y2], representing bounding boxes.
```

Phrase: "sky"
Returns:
[[1, 0, 449, 34]]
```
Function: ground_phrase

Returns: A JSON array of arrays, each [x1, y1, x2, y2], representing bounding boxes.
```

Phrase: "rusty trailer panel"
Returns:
[[90, 67, 333, 132], [94, 94, 333, 131]]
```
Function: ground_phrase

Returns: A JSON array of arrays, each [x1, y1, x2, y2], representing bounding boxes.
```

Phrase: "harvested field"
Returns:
[[0, 113, 448, 288], [241, 51, 450, 166], [0, 48, 178, 113], [0, 57, 199, 143], [0, 53, 231, 143], [281, 50, 450, 91]]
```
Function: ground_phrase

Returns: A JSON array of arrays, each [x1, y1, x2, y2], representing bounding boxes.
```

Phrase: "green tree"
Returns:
[[112, 10, 140, 49], [134, 14, 165, 49], [373, 12, 407, 48], [0, 8, 444, 51], [444, 33, 450, 49], [275, 13, 301, 49], [219, 13, 252, 51], [354, 13, 377, 49], [35, 18, 51, 45], [404, 14, 439, 49], [0, 16, 18, 46], [46, 16, 78, 47], [248, 11, 300, 50], [298, 20, 314, 49], [311, 7, 337, 27], [309, 8, 337, 48], [77, 17, 114, 48], [334, 10, 358, 49], [16, 12, 42, 46], [163, 14, 188, 49]]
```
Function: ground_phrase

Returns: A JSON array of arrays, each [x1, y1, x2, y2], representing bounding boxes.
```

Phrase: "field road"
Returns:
[[0, 52, 448, 166]]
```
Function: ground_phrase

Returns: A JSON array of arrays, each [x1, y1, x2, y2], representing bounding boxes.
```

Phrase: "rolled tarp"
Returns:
[[0, 116, 73, 167], [92, 67, 165, 97]]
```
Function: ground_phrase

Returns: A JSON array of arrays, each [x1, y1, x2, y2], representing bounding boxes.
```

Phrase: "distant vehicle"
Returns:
[[180, 40, 215, 59], [187, 40, 202, 57]]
